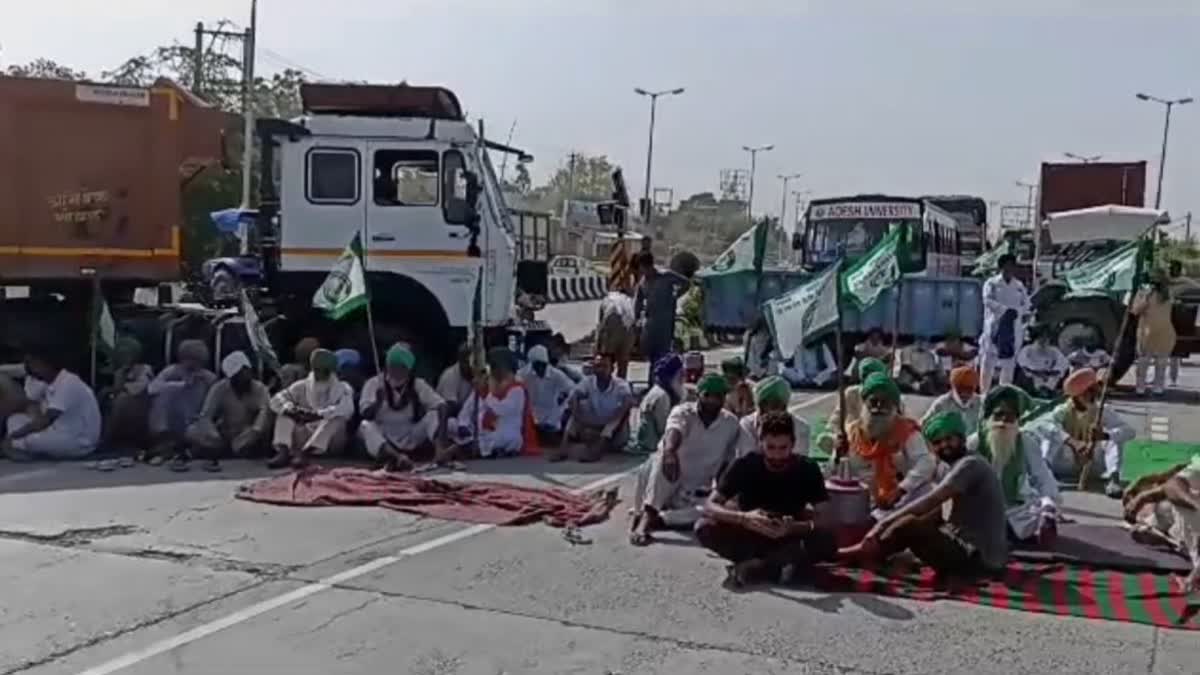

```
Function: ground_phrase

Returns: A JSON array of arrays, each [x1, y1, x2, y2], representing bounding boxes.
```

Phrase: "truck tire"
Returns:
[[1037, 296, 1134, 383]]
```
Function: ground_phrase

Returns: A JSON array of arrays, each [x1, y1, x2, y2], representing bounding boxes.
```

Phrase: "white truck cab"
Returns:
[[254, 84, 540, 370]]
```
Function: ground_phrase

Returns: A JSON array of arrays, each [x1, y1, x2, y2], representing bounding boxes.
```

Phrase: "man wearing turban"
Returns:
[[921, 366, 982, 438], [269, 347, 355, 468], [735, 376, 810, 459], [453, 346, 539, 459], [146, 339, 218, 470], [185, 351, 272, 472], [629, 354, 685, 456], [1028, 367, 1135, 498], [630, 373, 742, 546], [358, 343, 449, 470], [278, 337, 321, 389], [842, 410, 1010, 576], [721, 356, 755, 418], [838, 372, 934, 519], [818, 357, 896, 453], [966, 385, 1061, 544]]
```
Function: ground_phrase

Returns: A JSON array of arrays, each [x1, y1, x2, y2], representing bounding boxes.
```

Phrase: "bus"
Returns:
[[921, 194, 988, 258], [800, 194, 965, 276]]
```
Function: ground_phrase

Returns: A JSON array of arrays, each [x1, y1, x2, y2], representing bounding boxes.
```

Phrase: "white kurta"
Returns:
[[1028, 402, 1136, 481], [1136, 463, 1200, 585], [1016, 344, 1070, 392], [979, 273, 1030, 391], [641, 403, 741, 526], [921, 392, 983, 439], [968, 429, 1061, 540], [518, 365, 574, 431]]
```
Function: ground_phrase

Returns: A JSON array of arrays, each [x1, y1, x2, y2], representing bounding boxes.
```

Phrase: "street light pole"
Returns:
[[635, 87, 684, 239], [742, 144, 774, 224], [1136, 92, 1194, 209], [777, 173, 802, 261]]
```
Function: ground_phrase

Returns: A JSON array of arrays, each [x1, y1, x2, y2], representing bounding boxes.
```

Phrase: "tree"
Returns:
[[527, 152, 616, 213], [4, 58, 86, 80]]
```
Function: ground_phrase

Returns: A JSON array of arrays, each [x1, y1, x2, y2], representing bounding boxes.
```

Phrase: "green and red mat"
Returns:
[[807, 560, 1199, 630]]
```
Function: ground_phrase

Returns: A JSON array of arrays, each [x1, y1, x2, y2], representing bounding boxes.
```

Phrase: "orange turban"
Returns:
[[1063, 367, 1100, 397], [949, 366, 979, 391]]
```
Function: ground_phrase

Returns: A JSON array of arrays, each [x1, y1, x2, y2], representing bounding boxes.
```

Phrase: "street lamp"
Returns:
[[1135, 92, 1193, 208], [742, 144, 774, 223], [634, 87, 685, 237], [1064, 152, 1103, 163], [775, 173, 802, 261]]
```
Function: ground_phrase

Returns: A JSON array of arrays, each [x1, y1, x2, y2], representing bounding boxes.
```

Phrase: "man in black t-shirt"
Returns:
[[695, 411, 836, 588]]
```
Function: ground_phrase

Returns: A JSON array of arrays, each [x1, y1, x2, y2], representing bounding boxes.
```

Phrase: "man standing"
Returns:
[[1015, 324, 1070, 397], [517, 345, 573, 447], [968, 385, 1061, 545], [630, 373, 742, 545], [596, 288, 637, 379], [736, 376, 810, 458], [359, 344, 447, 470], [552, 353, 634, 462], [635, 256, 685, 379], [185, 351, 273, 472], [1, 343, 101, 461], [1029, 367, 1135, 498], [921, 366, 982, 438], [843, 411, 1009, 578], [696, 411, 836, 588], [269, 348, 355, 469], [838, 373, 935, 519], [979, 254, 1030, 392]]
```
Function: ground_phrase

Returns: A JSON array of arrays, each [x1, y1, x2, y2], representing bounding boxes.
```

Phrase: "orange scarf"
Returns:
[[848, 416, 919, 503], [478, 380, 540, 456]]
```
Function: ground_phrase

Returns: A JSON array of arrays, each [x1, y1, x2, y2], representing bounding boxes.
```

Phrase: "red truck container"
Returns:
[[0, 75, 229, 286], [1038, 161, 1147, 219]]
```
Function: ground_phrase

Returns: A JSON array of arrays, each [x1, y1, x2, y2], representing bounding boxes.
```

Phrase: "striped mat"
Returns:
[[807, 561, 1199, 630]]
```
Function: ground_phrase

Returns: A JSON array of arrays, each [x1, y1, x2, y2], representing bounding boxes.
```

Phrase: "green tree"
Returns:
[[4, 57, 86, 80], [528, 152, 616, 212]]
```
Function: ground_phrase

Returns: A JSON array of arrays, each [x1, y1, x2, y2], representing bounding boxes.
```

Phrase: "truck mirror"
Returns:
[[791, 231, 804, 251]]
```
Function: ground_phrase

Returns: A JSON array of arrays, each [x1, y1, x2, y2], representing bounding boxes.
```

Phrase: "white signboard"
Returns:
[[75, 84, 150, 107], [809, 201, 921, 221]]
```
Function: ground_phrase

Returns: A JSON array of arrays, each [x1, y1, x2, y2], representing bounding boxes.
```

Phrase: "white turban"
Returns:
[[528, 345, 549, 364], [221, 350, 252, 378]]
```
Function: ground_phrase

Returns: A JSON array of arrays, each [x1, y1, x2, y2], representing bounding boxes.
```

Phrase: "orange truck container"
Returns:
[[0, 75, 229, 285]]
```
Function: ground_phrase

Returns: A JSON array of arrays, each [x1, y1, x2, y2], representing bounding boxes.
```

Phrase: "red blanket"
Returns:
[[236, 467, 615, 527]]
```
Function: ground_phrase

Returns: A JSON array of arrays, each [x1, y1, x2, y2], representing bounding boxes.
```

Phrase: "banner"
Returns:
[[1064, 238, 1152, 294], [312, 233, 369, 320], [840, 223, 911, 310], [765, 262, 840, 358]]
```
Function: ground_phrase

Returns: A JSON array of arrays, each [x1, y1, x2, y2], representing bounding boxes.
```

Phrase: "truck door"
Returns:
[[282, 141, 367, 273], [363, 143, 474, 257]]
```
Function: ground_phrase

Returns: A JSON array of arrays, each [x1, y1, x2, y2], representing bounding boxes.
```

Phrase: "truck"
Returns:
[[0, 77, 549, 380]]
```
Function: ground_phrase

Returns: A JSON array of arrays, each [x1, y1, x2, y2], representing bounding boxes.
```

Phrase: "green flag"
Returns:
[[706, 219, 770, 276], [94, 293, 116, 354], [839, 223, 912, 310], [971, 239, 1011, 277], [1063, 238, 1153, 294], [312, 233, 369, 320], [764, 261, 840, 358]]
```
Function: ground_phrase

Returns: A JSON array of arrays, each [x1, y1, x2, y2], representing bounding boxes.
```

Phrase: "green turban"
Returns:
[[982, 384, 1030, 419], [309, 348, 337, 371], [922, 411, 966, 442], [385, 343, 416, 370], [754, 376, 790, 406], [696, 372, 730, 396], [720, 356, 746, 376], [858, 357, 887, 381], [860, 372, 900, 404]]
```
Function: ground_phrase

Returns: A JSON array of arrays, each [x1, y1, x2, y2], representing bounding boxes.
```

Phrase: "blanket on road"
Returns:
[[237, 467, 616, 528], [808, 560, 1199, 630]]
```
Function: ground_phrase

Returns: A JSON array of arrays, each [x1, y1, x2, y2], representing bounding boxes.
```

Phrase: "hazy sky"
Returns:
[[4, 1, 1198, 233]]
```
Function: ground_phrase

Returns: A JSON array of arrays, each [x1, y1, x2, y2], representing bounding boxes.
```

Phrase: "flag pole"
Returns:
[[833, 259, 848, 453], [360, 235, 382, 375], [89, 275, 101, 388]]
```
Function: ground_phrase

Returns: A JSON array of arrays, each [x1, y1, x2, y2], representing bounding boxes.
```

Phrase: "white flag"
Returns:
[[312, 233, 369, 320], [95, 294, 116, 353], [765, 262, 840, 358], [240, 290, 280, 371]]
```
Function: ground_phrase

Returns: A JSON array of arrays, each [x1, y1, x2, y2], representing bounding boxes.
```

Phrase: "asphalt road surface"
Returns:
[[3, 312, 1200, 674]]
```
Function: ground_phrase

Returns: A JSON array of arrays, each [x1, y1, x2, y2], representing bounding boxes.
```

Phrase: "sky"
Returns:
[[3, 1, 1198, 235]]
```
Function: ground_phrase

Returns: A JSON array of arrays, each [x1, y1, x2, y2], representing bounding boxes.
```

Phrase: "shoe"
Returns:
[[266, 449, 292, 469], [202, 459, 222, 473], [1104, 478, 1124, 499], [168, 455, 191, 472]]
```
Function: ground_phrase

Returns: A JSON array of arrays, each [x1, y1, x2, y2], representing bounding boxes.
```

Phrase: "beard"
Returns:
[[986, 420, 1019, 470], [860, 406, 896, 442]]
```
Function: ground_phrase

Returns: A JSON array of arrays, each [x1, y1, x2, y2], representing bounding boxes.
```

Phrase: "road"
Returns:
[[2, 304, 1199, 674]]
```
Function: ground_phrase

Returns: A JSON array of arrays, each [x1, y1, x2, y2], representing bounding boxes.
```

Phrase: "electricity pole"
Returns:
[[742, 144, 774, 224], [634, 87, 684, 239], [1135, 92, 1194, 209]]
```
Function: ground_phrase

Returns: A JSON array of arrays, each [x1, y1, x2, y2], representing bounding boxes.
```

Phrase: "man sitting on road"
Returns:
[[359, 344, 447, 471], [736, 376, 810, 459], [721, 356, 755, 418], [780, 341, 837, 390], [921, 366, 983, 439], [146, 339, 218, 470], [269, 348, 355, 469], [1, 343, 101, 462], [1016, 324, 1070, 398], [278, 337, 321, 389], [935, 331, 978, 370], [1122, 456, 1200, 603], [630, 374, 742, 546], [456, 347, 537, 459], [840, 411, 1009, 578], [100, 336, 154, 453], [518, 345, 574, 447], [895, 335, 946, 395], [837, 373, 935, 519], [1028, 367, 1135, 498], [437, 343, 477, 417], [1067, 336, 1112, 372], [819, 357, 892, 454], [851, 328, 893, 375], [184, 351, 273, 472], [968, 385, 1061, 545], [628, 354, 684, 456], [550, 353, 634, 462], [695, 411, 836, 588]]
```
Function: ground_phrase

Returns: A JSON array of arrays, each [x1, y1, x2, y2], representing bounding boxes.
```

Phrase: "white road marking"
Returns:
[[1149, 415, 1170, 441], [788, 390, 837, 412], [75, 469, 633, 675]]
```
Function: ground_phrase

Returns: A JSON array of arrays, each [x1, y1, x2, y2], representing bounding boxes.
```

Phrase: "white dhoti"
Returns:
[[979, 350, 1015, 393], [640, 450, 710, 528], [5, 413, 95, 460], [358, 412, 439, 458], [1139, 500, 1200, 584], [272, 415, 347, 455], [1006, 496, 1059, 541], [1043, 436, 1121, 480]]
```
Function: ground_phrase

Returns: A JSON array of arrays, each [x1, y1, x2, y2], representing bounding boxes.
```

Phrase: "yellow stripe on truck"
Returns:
[[0, 226, 181, 258]]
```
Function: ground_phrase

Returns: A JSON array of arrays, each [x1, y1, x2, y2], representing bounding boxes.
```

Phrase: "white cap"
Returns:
[[528, 345, 549, 364], [221, 350, 252, 378]]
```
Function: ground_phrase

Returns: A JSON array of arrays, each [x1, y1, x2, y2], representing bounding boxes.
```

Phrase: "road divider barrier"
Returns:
[[548, 275, 608, 304]]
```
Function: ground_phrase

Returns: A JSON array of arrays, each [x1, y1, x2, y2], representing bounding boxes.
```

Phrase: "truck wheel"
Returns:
[[1040, 296, 1133, 382]]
